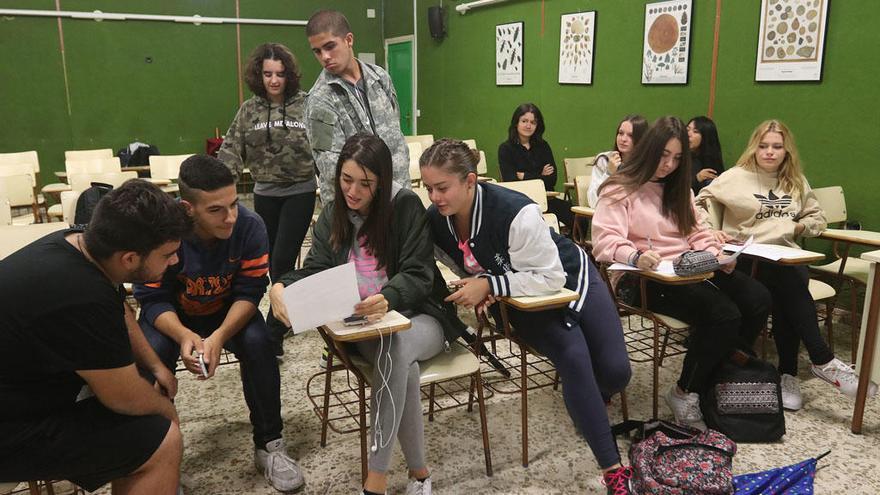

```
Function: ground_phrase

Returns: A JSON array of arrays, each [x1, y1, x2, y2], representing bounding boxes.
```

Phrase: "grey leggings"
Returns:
[[355, 314, 446, 473]]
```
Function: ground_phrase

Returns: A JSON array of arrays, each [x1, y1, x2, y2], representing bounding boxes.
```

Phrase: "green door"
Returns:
[[387, 40, 413, 135]]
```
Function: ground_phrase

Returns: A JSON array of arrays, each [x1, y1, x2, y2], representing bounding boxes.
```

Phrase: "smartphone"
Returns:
[[198, 353, 209, 378], [343, 314, 368, 327]]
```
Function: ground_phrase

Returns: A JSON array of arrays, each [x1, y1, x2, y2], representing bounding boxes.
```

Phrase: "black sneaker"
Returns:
[[602, 466, 634, 495]]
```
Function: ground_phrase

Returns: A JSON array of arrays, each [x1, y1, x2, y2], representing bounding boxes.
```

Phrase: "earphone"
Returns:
[[370, 326, 395, 454]]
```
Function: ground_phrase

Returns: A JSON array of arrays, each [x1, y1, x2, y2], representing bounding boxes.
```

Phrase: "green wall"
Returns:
[[0, 0, 382, 181], [404, 0, 880, 231]]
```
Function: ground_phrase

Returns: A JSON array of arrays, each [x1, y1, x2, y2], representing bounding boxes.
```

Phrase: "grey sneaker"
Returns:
[[405, 477, 432, 495], [255, 438, 305, 492], [811, 357, 878, 399], [780, 374, 803, 410], [664, 386, 706, 431]]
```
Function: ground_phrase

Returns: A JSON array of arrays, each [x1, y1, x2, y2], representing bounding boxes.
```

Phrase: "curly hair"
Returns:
[[243, 43, 301, 99]]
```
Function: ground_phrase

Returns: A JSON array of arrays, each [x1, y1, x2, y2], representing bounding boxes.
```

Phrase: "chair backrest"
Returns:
[[66, 157, 122, 175], [564, 156, 595, 183], [405, 134, 435, 151], [0, 162, 37, 185], [0, 223, 69, 260], [0, 198, 10, 225], [477, 150, 488, 175], [65, 148, 113, 162], [574, 174, 593, 207], [462, 139, 477, 150], [149, 154, 193, 181], [407, 142, 423, 183], [0, 173, 35, 206], [497, 179, 548, 213], [68, 171, 138, 192], [0, 150, 40, 174], [543, 213, 560, 233], [812, 186, 847, 225], [413, 187, 432, 209], [60, 189, 82, 225]]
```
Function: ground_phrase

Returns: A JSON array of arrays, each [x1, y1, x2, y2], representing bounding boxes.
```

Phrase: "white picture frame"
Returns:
[[641, 0, 693, 85], [496, 21, 524, 86], [558, 11, 596, 85], [755, 0, 830, 81]]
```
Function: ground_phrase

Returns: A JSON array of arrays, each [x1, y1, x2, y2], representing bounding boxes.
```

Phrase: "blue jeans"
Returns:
[[139, 310, 282, 448]]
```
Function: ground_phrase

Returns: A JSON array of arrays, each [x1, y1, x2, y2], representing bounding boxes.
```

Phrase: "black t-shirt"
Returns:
[[0, 229, 132, 421], [497, 139, 558, 191]]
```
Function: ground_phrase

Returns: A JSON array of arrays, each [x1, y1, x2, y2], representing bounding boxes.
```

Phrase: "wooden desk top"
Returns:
[[319, 310, 411, 342], [862, 250, 880, 264], [500, 287, 579, 310], [820, 229, 880, 248], [121, 165, 150, 173], [571, 206, 595, 217], [0, 223, 69, 260]]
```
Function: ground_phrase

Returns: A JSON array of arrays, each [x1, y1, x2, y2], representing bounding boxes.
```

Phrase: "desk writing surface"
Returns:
[[501, 287, 579, 309], [820, 229, 880, 247], [321, 310, 411, 342], [723, 242, 823, 264], [571, 206, 594, 217], [607, 262, 713, 283]]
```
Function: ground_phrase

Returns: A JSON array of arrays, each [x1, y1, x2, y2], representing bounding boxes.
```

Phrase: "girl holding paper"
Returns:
[[591, 116, 771, 430], [419, 138, 636, 494], [269, 134, 464, 495], [695, 119, 876, 410]]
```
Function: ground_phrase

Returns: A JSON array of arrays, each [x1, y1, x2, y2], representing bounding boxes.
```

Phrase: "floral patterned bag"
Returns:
[[629, 419, 736, 494]]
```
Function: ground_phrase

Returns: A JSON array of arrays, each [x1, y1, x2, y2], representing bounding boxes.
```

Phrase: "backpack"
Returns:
[[74, 182, 113, 226], [629, 419, 736, 495], [700, 353, 786, 443], [117, 142, 160, 166]]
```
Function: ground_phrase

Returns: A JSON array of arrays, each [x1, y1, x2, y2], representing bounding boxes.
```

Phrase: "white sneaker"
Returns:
[[405, 477, 432, 495], [811, 357, 879, 399], [255, 438, 305, 492], [780, 374, 803, 411], [319, 347, 329, 369], [664, 386, 706, 431]]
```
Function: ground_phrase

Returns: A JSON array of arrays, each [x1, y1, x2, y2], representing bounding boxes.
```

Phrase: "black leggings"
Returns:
[[737, 260, 835, 375], [638, 269, 771, 393], [254, 191, 316, 282]]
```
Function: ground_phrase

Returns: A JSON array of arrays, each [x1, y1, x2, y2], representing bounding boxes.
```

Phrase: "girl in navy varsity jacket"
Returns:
[[419, 139, 635, 494]]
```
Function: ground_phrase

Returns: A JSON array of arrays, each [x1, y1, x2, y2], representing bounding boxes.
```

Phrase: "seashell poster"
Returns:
[[496, 21, 524, 86], [642, 0, 692, 84], [755, 0, 829, 81], [558, 11, 596, 85]]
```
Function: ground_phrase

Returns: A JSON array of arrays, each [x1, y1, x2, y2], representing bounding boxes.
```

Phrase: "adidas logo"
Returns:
[[753, 190, 795, 220]]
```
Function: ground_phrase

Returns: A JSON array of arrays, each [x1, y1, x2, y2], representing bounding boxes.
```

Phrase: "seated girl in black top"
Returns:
[[497, 102, 573, 228], [421, 138, 634, 494], [687, 116, 725, 193]]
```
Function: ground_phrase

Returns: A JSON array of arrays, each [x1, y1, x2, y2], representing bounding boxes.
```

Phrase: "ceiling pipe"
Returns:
[[0, 8, 305, 26], [455, 0, 511, 15]]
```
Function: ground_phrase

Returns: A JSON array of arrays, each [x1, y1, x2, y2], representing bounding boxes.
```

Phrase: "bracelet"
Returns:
[[630, 250, 643, 267]]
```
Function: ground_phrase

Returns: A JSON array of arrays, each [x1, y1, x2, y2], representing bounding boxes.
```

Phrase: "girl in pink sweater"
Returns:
[[592, 116, 771, 430]]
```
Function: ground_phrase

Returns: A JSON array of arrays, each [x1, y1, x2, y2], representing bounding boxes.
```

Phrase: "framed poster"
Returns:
[[755, 0, 830, 81], [496, 21, 523, 86], [558, 11, 596, 85], [641, 0, 693, 84]]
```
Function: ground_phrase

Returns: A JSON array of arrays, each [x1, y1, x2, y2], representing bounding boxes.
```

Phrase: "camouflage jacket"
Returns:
[[305, 61, 411, 204], [218, 91, 316, 184]]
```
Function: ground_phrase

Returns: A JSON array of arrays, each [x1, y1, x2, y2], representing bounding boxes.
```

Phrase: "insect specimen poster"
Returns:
[[558, 11, 596, 85], [496, 21, 523, 86], [641, 0, 692, 84], [755, 0, 829, 81]]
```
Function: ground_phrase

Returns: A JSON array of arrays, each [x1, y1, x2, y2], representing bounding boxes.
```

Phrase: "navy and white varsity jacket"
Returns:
[[427, 182, 589, 325]]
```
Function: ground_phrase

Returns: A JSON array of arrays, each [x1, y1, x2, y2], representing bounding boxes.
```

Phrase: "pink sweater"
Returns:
[[591, 181, 721, 264]]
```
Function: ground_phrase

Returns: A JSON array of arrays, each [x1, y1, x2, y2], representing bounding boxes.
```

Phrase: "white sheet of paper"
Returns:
[[722, 241, 811, 261], [607, 260, 674, 275], [718, 235, 755, 265], [282, 262, 362, 334]]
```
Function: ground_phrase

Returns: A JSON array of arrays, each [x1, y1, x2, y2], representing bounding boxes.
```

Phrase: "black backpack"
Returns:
[[700, 353, 786, 443], [74, 182, 113, 226]]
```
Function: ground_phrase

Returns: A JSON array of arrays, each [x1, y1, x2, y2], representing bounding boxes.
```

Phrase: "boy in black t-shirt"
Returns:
[[0, 180, 191, 493], [133, 155, 304, 493]]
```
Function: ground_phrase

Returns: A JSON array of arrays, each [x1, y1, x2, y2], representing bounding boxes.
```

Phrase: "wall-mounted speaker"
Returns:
[[428, 6, 446, 40]]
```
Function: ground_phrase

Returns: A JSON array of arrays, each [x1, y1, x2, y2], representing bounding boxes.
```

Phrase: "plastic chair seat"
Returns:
[[655, 313, 689, 330], [812, 258, 870, 285], [351, 342, 480, 387], [808, 278, 836, 301]]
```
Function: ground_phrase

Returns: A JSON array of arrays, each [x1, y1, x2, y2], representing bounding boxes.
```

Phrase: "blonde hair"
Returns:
[[736, 120, 805, 195]]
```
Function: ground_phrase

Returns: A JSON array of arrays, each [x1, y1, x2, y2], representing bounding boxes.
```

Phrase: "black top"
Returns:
[[691, 155, 725, 194], [497, 140, 558, 191], [0, 229, 131, 421]]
